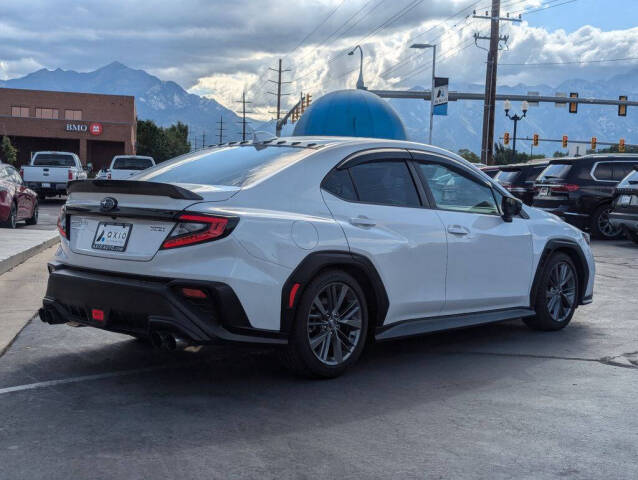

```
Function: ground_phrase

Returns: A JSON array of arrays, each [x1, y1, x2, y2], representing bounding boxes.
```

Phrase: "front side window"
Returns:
[[347, 160, 420, 207], [417, 162, 499, 215]]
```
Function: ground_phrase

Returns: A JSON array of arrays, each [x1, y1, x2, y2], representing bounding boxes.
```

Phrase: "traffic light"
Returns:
[[569, 92, 578, 114], [504, 132, 510, 145], [619, 138, 626, 153], [591, 137, 597, 150], [619, 96, 627, 117], [562, 135, 568, 148], [533, 134, 539, 147]]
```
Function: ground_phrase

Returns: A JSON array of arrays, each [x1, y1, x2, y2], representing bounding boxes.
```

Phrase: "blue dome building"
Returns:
[[292, 89, 407, 140]]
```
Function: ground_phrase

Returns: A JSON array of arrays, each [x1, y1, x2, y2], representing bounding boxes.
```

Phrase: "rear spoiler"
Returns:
[[67, 180, 203, 200]]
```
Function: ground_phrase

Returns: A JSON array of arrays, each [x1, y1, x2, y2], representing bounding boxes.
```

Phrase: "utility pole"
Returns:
[[474, 2, 521, 165], [202, 132, 205, 149], [268, 59, 291, 121], [216, 116, 224, 144], [236, 91, 253, 142]]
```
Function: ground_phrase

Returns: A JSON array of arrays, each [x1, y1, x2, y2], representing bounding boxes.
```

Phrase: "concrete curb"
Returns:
[[0, 235, 59, 276]]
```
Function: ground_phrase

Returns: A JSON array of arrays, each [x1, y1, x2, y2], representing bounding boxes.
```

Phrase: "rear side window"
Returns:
[[538, 163, 571, 181], [137, 146, 313, 188], [612, 162, 637, 181], [32, 154, 75, 167], [322, 169, 357, 201], [592, 163, 613, 181], [113, 157, 154, 170], [348, 160, 420, 207]]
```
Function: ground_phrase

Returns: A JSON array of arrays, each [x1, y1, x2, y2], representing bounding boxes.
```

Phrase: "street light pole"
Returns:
[[348, 45, 365, 90], [410, 43, 436, 144], [504, 99, 528, 162]]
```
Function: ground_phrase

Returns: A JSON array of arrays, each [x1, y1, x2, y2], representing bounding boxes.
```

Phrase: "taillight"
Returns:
[[68, 169, 73, 180], [551, 184, 579, 192], [161, 214, 236, 249], [57, 206, 67, 239]]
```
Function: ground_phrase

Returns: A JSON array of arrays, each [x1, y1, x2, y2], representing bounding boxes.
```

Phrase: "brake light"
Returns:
[[68, 169, 73, 180], [57, 206, 67, 239], [181, 287, 208, 299], [551, 184, 579, 192], [91, 309, 105, 322], [161, 214, 235, 249]]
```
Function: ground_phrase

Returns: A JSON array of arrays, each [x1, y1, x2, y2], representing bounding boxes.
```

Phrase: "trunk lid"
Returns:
[[65, 180, 238, 261]]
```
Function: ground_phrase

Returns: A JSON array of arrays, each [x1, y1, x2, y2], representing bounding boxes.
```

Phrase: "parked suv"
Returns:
[[533, 154, 638, 239], [494, 160, 549, 205], [609, 166, 638, 243], [39, 138, 594, 378]]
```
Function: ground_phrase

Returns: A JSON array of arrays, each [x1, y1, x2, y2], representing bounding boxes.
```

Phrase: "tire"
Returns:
[[591, 204, 623, 240], [25, 202, 38, 225], [524, 252, 579, 331], [281, 269, 369, 378], [1, 203, 17, 229]]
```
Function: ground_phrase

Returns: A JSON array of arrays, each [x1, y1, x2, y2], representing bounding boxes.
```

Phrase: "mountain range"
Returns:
[[2, 62, 637, 156]]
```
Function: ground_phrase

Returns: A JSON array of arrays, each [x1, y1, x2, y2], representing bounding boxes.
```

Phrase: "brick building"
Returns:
[[0, 87, 136, 170]]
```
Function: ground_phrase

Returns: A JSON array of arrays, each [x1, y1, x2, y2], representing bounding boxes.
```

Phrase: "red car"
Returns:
[[0, 163, 38, 228]]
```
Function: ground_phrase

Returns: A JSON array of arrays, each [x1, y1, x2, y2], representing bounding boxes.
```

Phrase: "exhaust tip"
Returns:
[[149, 331, 191, 351]]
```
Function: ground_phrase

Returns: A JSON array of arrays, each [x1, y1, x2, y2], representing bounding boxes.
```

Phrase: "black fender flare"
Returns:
[[280, 251, 389, 334], [530, 238, 590, 307]]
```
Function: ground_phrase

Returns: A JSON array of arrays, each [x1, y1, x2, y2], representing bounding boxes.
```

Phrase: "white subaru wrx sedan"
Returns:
[[40, 137, 595, 378]]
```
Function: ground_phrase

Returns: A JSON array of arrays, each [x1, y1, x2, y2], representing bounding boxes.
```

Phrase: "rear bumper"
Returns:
[[40, 262, 287, 345], [26, 182, 67, 195], [609, 211, 638, 232]]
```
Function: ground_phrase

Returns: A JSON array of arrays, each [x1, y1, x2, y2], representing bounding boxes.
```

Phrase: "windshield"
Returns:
[[137, 145, 313, 187], [112, 157, 154, 170], [495, 170, 520, 184], [537, 163, 571, 181], [32, 154, 75, 167], [618, 169, 638, 187]]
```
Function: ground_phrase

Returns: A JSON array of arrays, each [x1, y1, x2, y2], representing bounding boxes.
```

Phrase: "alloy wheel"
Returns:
[[307, 281, 363, 366], [597, 207, 621, 238], [546, 261, 576, 322]]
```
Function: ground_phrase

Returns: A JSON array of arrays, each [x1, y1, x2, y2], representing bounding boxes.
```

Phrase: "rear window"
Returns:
[[137, 146, 312, 187], [494, 170, 520, 184], [538, 163, 571, 181], [523, 165, 547, 182], [112, 157, 154, 170], [32, 154, 75, 167]]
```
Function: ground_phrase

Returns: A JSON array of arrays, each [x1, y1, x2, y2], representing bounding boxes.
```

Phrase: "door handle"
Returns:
[[349, 216, 376, 228], [447, 224, 470, 235]]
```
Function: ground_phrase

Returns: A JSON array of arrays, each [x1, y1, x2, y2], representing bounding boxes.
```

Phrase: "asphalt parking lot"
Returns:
[[0, 240, 637, 479], [18, 197, 65, 231]]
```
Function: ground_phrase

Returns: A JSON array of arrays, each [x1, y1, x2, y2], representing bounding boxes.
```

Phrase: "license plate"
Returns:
[[92, 222, 132, 252], [42, 182, 50, 188], [619, 195, 631, 206]]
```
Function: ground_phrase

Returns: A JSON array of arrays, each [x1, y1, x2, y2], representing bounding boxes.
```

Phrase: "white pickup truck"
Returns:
[[21, 151, 87, 199], [99, 155, 155, 180]]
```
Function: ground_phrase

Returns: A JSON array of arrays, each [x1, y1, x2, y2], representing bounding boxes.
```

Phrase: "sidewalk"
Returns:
[[0, 229, 59, 276], [0, 245, 58, 356]]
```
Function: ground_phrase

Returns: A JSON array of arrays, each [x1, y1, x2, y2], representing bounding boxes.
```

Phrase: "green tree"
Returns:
[[457, 148, 481, 163], [136, 120, 190, 163], [552, 151, 569, 158], [1, 136, 17, 165], [492, 142, 545, 165]]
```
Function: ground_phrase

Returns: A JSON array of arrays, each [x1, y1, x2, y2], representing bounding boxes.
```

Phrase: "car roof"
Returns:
[[112, 155, 154, 160], [33, 151, 76, 155], [549, 154, 638, 164], [499, 160, 550, 170]]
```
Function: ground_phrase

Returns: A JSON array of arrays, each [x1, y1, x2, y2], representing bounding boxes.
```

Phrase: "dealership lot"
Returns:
[[0, 240, 636, 479]]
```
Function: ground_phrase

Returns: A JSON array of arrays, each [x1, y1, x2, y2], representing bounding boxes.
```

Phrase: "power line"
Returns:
[[511, 0, 580, 15]]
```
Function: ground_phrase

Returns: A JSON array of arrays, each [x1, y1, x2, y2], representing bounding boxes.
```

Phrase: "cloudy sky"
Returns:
[[1, 0, 636, 118]]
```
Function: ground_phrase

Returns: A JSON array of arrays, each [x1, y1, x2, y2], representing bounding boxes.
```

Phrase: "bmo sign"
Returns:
[[65, 122, 103, 136]]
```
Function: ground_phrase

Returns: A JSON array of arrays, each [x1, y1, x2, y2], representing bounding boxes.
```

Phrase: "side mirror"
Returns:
[[501, 196, 522, 222]]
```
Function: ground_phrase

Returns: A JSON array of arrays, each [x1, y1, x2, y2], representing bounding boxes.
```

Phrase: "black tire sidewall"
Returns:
[[533, 253, 579, 329], [26, 202, 38, 225], [290, 270, 369, 378], [591, 204, 622, 239]]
